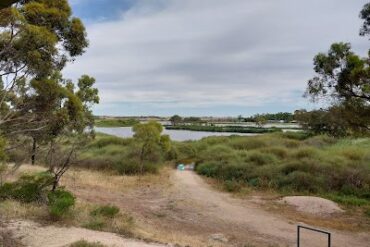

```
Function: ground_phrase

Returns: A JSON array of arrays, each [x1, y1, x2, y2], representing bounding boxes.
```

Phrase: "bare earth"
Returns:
[[2, 168, 370, 247], [281, 196, 345, 216], [4, 220, 166, 247]]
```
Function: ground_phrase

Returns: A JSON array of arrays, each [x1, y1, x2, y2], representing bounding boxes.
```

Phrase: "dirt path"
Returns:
[[2, 220, 166, 247], [44, 167, 370, 247], [171, 171, 370, 247]]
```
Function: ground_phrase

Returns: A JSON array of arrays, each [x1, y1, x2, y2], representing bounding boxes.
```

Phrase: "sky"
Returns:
[[64, 0, 369, 117]]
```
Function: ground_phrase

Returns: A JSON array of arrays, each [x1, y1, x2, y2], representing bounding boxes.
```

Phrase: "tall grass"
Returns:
[[175, 133, 370, 203], [76, 134, 166, 174]]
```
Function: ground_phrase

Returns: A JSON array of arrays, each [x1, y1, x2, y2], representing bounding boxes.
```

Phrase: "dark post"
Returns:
[[297, 225, 331, 247]]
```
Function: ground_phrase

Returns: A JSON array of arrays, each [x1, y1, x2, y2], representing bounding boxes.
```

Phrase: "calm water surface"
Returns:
[[95, 127, 256, 141]]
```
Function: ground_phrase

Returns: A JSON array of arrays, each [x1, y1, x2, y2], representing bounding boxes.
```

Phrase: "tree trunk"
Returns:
[[51, 175, 59, 192], [31, 137, 37, 165]]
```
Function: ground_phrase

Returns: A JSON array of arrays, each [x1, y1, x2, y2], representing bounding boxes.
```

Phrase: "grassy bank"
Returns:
[[174, 133, 370, 209], [165, 125, 282, 133], [94, 118, 139, 127], [76, 133, 174, 174]]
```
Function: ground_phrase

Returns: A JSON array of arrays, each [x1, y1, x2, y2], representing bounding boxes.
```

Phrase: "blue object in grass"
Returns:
[[177, 164, 185, 171]]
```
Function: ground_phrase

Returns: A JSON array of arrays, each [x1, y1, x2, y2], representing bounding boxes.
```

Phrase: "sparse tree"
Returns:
[[133, 121, 171, 175], [255, 115, 267, 128], [169, 115, 182, 126]]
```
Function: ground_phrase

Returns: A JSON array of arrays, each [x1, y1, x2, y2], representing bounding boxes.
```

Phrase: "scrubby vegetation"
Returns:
[[174, 133, 370, 207], [94, 118, 140, 127], [48, 189, 75, 220], [0, 171, 75, 220], [77, 122, 175, 174]]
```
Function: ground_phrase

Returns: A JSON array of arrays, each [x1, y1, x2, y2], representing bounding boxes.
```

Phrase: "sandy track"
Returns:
[[10, 166, 367, 247], [172, 171, 370, 247], [3, 220, 166, 247]]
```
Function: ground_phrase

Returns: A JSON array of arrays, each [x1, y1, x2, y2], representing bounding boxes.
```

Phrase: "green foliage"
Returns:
[[69, 240, 106, 247], [90, 205, 120, 218], [303, 6, 370, 137], [360, 2, 370, 38], [180, 134, 370, 203], [224, 180, 242, 192], [94, 118, 139, 127], [246, 151, 277, 166], [230, 138, 267, 150], [48, 189, 75, 219], [169, 115, 182, 126], [78, 133, 169, 175], [0, 172, 53, 203], [83, 218, 106, 231]]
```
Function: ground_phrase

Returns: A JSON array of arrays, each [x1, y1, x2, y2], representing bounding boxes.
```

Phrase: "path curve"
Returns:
[[172, 170, 369, 247]]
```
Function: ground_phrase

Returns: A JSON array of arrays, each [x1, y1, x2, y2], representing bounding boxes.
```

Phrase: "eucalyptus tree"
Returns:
[[0, 1, 98, 189], [304, 2, 370, 136], [0, 0, 88, 128]]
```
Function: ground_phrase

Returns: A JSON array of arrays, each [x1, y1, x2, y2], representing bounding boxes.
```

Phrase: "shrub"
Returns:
[[88, 136, 130, 149], [69, 240, 106, 247], [91, 205, 120, 218], [196, 162, 220, 177], [304, 135, 337, 147], [283, 139, 300, 148], [326, 194, 369, 206], [230, 138, 267, 150], [292, 147, 318, 159], [277, 171, 323, 192], [0, 172, 53, 203], [83, 218, 106, 231], [223, 180, 242, 192], [48, 189, 75, 219], [261, 147, 288, 159], [340, 148, 365, 161], [246, 151, 277, 166], [279, 131, 311, 140], [199, 145, 236, 164]]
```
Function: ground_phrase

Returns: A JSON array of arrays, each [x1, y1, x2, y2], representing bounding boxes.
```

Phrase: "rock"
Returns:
[[209, 233, 228, 243]]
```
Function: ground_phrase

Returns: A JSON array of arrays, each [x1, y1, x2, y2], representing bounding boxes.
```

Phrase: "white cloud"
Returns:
[[64, 0, 369, 115]]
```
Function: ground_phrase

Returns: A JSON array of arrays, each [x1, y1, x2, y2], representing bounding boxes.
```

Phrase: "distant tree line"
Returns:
[[169, 115, 202, 126], [243, 112, 294, 123]]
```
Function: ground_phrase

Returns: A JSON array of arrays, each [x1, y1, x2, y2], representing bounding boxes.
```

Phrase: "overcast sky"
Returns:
[[64, 0, 369, 117]]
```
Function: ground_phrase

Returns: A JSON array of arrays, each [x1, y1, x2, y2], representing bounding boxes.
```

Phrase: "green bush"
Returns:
[[246, 151, 277, 166], [340, 148, 365, 161], [277, 171, 324, 192], [223, 180, 242, 192], [88, 135, 131, 149], [230, 138, 267, 150], [279, 131, 311, 140], [48, 189, 75, 219], [83, 218, 106, 231], [292, 147, 318, 159], [196, 162, 220, 177], [91, 205, 120, 218], [326, 194, 369, 206], [0, 172, 53, 203], [304, 135, 337, 147], [69, 240, 106, 247], [261, 147, 288, 159]]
